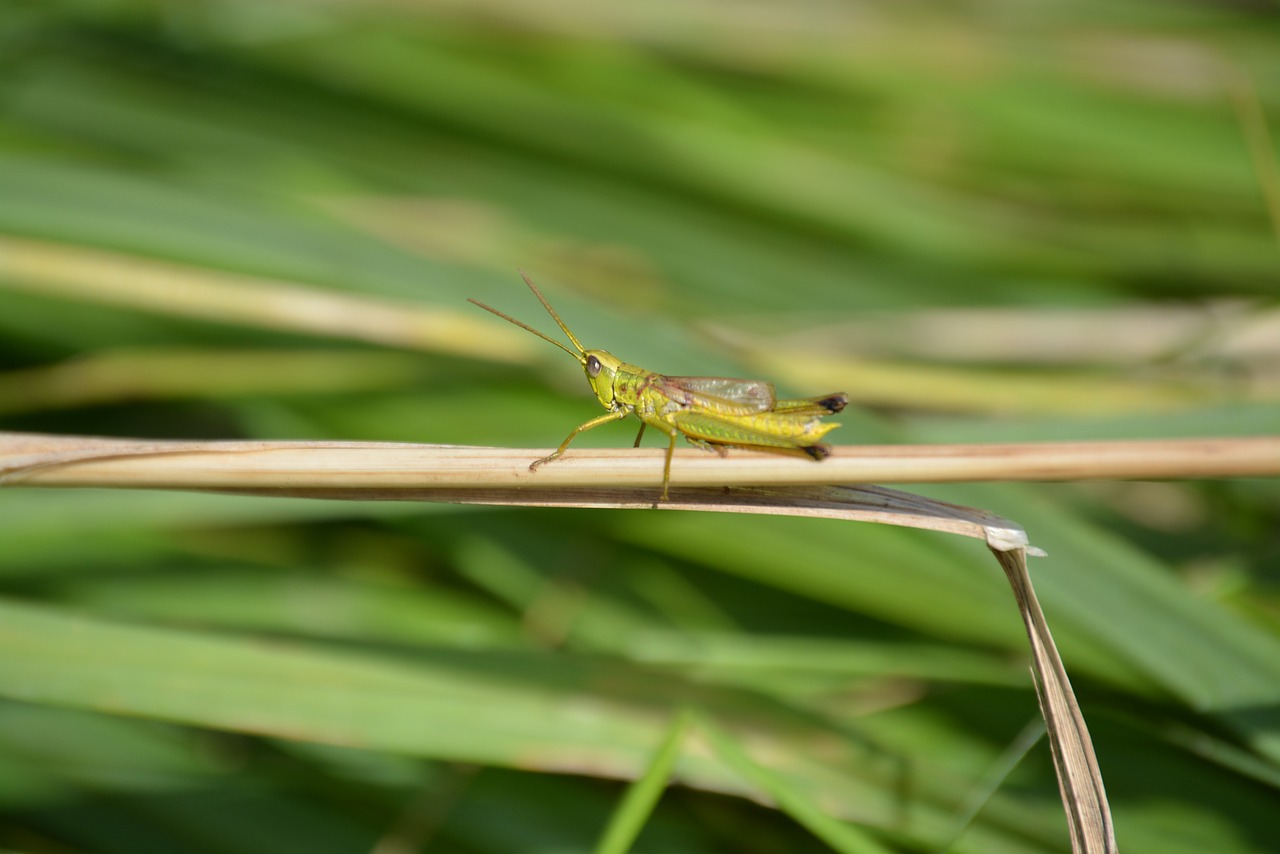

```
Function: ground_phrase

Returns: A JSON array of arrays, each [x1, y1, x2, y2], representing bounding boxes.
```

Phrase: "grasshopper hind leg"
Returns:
[[816, 394, 848, 413]]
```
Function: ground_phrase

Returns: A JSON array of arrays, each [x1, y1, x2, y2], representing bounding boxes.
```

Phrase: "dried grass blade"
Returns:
[[991, 547, 1117, 854]]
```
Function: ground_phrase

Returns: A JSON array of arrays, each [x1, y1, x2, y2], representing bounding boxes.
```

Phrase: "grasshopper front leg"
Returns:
[[530, 408, 629, 471]]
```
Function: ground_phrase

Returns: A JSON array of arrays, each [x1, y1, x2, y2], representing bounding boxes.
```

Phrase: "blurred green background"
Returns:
[[2, 1, 1279, 852]]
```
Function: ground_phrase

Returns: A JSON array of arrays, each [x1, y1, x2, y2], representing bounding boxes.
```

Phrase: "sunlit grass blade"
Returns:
[[692, 711, 896, 854], [591, 710, 692, 854]]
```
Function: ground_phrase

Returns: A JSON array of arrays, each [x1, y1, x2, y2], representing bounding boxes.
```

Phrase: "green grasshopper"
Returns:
[[469, 273, 848, 500]]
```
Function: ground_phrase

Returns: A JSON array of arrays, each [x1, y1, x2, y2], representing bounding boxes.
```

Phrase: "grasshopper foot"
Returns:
[[529, 452, 561, 472]]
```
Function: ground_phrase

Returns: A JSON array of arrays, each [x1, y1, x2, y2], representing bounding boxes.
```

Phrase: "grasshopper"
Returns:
[[469, 273, 848, 500]]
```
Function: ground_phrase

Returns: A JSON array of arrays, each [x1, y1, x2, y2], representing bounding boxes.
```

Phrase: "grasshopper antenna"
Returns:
[[517, 270, 587, 354], [468, 271, 585, 364]]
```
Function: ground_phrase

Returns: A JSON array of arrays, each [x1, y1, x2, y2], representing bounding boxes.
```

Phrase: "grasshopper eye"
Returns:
[[586, 355, 602, 377]]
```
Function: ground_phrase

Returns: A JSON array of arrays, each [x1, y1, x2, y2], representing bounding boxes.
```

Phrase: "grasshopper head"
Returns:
[[582, 349, 624, 408]]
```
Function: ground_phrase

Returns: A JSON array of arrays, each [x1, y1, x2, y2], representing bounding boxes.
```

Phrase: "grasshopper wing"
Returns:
[[657, 376, 776, 414]]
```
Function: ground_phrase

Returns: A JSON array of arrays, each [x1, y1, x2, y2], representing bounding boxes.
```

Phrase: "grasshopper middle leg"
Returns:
[[659, 424, 683, 501], [631, 419, 686, 501]]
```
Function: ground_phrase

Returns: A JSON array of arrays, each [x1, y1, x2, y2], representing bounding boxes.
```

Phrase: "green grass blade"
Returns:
[[692, 711, 898, 854], [592, 709, 692, 854]]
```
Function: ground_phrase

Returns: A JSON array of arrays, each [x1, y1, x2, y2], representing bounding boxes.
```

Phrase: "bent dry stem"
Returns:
[[4, 432, 1277, 853]]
